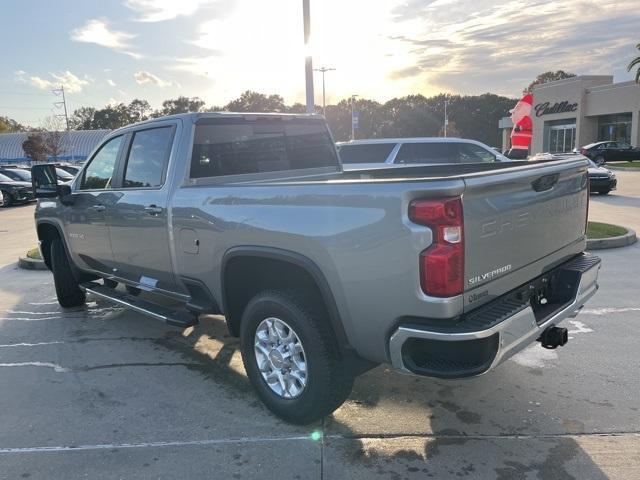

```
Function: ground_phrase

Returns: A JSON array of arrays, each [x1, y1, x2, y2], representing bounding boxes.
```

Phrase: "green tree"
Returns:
[[128, 98, 152, 123], [627, 43, 640, 83], [70, 107, 97, 129], [22, 133, 48, 162], [0, 116, 26, 133], [527, 70, 576, 92], [158, 96, 205, 116], [224, 91, 286, 112]]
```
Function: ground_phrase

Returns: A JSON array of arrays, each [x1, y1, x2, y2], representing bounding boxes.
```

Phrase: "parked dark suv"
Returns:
[[577, 141, 640, 165], [587, 160, 617, 195]]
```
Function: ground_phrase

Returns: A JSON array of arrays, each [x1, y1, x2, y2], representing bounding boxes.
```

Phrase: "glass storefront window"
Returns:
[[597, 113, 632, 143], [547, 124, 576, 153]]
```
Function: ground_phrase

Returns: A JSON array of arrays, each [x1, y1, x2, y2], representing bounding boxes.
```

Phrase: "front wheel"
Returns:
[[599, 189, 611, 195], [240, 290, 353, 424], [0, 190, 11, 208], [51, 238, 86, 308]]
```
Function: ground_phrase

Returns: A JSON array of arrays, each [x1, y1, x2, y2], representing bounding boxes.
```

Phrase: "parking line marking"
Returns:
[[0, 435, 312, 454], [0, 432, 638, 455], [0, 362, 69, 372], [582, 307, 640, 315], [0, 341, 64, 348]]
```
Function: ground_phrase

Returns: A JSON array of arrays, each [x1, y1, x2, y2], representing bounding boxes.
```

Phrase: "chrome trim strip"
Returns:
[[389, 260, 600, 375]]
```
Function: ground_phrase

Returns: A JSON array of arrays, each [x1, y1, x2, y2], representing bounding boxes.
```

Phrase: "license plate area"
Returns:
[[515, 268, 581, 325]]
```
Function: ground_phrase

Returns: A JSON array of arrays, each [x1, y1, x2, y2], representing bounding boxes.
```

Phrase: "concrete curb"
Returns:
[[587, 228, 637, 250], [17, 256, 48, 271]]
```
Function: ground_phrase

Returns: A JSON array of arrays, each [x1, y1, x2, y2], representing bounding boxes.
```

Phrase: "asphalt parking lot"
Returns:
[[0, 172, 639, 479]]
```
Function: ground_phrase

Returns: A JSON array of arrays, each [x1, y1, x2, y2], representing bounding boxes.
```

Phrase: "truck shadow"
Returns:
[[164, 311, 611, 479], [0, 272, 613, 479]]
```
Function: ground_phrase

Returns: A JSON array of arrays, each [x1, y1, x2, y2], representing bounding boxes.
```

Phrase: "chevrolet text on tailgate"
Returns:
[[31, 113, 600, 424]]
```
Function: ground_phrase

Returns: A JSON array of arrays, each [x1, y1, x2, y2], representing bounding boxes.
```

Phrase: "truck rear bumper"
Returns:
[[388, 253, 601, 379]]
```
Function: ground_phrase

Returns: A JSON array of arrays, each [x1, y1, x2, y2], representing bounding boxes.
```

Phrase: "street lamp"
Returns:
[[351, 94, 359, 141], [314, 67, 335, 116], [302, 0, 314, 113], [443, 97, 449, 137]]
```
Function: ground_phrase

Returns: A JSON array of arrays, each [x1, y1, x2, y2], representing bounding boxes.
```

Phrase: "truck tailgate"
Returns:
[[462, 159, 589, 310]]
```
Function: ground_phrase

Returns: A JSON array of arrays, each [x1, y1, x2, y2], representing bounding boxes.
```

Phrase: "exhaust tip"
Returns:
[[538, 326, 568, 349]]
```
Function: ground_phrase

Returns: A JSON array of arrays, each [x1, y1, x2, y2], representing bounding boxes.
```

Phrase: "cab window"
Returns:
[[123, 127, 174, 188], [80, 136, 123, 190], [395, 143, 451, 164], [453, 143, 497, 163]]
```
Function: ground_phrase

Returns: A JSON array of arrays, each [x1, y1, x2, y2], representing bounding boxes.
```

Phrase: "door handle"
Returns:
[[144, 205, 163, 215], [89, 205, 106, 212]]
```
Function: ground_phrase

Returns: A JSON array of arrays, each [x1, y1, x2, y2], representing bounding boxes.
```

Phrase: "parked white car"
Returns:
[[336, 137, 512, 170]]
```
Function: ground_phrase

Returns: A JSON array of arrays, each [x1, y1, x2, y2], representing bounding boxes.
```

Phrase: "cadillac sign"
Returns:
[[534, 101, 578, 117]]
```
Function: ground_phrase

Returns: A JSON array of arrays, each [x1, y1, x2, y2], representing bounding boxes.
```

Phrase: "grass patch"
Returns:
[[587, 221, 627, 239], [26, 247, 42, 260], [607, 160, 640, 170]]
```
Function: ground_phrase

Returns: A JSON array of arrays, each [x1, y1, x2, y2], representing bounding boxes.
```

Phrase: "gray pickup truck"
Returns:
[[31, 113, 600, 424]]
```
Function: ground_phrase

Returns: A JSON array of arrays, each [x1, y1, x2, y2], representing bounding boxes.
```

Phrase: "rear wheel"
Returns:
[[51, 238, 86, 308], [594, 155, 605, 166], [0, 190, 11, 208], [240, 290, 353, 424]]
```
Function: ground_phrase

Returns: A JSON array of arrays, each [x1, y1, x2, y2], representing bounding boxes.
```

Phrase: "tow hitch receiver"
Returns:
[[538, 326, 568, 349]]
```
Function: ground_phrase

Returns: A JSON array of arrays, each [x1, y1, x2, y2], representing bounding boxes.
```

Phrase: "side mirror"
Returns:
[[31, 164, 59, 198]]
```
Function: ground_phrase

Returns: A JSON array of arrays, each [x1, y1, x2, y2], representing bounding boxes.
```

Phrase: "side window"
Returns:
[[454, 143, 497, 163], [123, 127, 174, 188], [80, 136, 123, 190], [338, 143, 396, 163], [395, 143, 451, 164]]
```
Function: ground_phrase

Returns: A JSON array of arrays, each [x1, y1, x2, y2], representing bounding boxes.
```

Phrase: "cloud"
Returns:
[[106, 79, 117, 87], [70, 19, 141, 58], [134, 70, 172, 87], [29, 71, 90, 93], [124, 0, 210, 22], [385, 0, 640, 95]]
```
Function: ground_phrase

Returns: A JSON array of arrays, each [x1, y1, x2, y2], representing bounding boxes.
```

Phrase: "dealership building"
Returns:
[[499, 75, 640, 154]]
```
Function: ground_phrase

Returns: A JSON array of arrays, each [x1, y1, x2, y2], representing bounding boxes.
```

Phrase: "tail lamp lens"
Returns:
[[409, 197, 464, 297]]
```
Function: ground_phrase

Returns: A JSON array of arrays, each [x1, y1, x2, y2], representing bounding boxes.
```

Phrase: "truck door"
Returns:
[[66, 135, 124, 274], [106, 124, 178, 293]]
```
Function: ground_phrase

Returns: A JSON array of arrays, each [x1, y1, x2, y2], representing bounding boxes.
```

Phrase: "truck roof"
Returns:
[[114, 111, 325, 133]]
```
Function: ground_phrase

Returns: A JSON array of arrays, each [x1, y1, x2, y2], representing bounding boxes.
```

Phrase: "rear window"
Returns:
[[190, 117, 338, 178], [338, 143, 395, 164], [395, 143, 451, 164]]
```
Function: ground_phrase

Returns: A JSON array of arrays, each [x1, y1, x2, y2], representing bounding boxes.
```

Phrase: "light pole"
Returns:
[[314, 67, 335, 116], [302, 0, 314, 113], [443, 97, 449, 137], [350, 94, 359, 141]]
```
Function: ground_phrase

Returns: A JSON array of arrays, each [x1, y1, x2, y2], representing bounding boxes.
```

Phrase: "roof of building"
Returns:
[[0, 129, 110, 163]]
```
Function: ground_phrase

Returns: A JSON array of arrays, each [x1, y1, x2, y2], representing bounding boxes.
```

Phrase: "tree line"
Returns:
[[4, 70, 581, 163]]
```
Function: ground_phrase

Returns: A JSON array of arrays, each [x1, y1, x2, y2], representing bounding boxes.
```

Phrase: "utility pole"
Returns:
[[314, 67, 335, 116], [443, 98, 449, 137], [350, 94, 359, 141], [302, 0, 314, 113], [52, 85, 72, 162], [52, 85, 70, 131]]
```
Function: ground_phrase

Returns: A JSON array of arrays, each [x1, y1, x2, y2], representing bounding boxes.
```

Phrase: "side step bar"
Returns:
[[80, 282, 199, 328]]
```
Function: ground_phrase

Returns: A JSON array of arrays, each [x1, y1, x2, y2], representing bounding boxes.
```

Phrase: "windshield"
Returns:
[[0, 172, 15, 182], [55, 168, 74, 179], [0, 169, 31, 181]]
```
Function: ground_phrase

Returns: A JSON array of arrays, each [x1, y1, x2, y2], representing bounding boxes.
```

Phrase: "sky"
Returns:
[[1, 0, 639, 127]]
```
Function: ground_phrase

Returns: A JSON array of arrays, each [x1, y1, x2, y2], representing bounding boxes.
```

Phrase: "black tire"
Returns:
[[599, 189, 611, 195], [104, 278, 118, 289], [51, 238, 86, 308], [240, 290, 353, 424], [0, 190, 12, 208], [594, 155, 605, 166]]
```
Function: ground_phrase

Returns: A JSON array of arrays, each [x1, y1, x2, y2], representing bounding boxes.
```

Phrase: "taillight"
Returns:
[[409, 197, 464, 297]]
